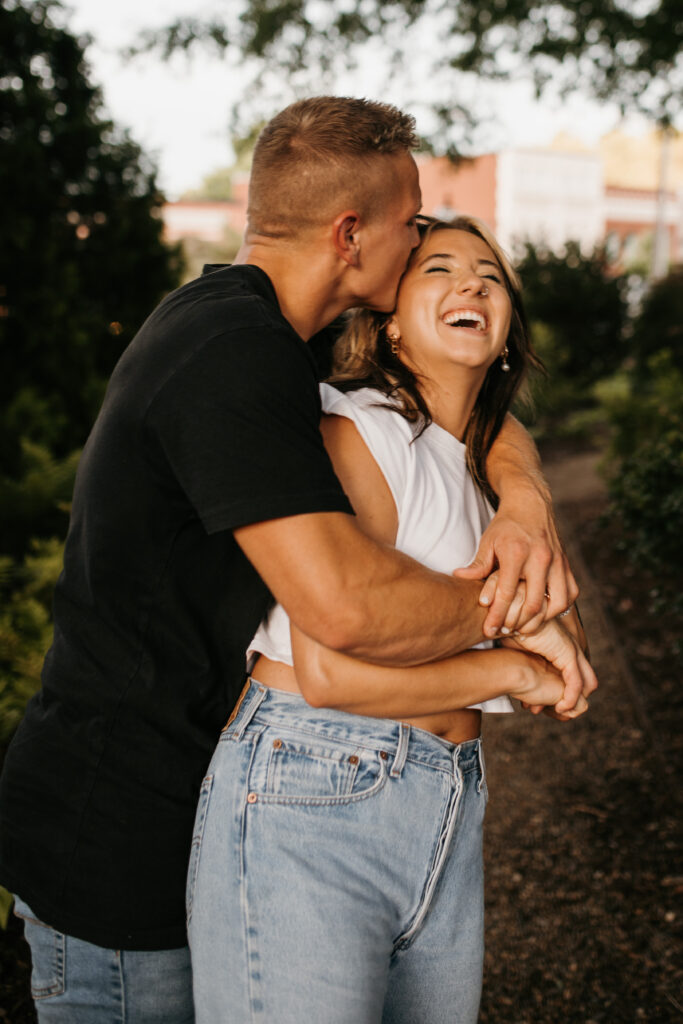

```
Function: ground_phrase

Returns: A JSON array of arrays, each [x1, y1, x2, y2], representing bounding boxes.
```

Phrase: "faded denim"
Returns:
[[188, 681, 487, 1023], [13, 898, 194, 1023]]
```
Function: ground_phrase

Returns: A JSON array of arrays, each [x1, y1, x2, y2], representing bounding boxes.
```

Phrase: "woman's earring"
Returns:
[[500, 345, 510, 372], [388, 333, 401, 356]]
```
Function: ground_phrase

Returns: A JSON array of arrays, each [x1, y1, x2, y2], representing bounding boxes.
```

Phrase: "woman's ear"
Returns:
[[332, 212, 361, 267]]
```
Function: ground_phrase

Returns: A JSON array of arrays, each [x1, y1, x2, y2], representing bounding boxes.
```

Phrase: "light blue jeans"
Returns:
[[13, 897, 194, 1023], [188, 681, 488, 1023]]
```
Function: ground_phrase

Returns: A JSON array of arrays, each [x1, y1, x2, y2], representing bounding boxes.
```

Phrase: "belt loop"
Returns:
[[451, 744, 462, 790], [232, 681, 268, 740], [390, 723, 410, 778], [476, 738, 486, 794]]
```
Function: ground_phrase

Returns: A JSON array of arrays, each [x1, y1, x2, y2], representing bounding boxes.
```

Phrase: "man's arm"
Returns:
[[234, 412, 494, 666], [455, 414, 579, 632], [235, 509, 488, 665]]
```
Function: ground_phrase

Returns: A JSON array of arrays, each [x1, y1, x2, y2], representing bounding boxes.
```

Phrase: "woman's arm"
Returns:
[[291, 622, 587, 719], [289, 410, 594, 719]]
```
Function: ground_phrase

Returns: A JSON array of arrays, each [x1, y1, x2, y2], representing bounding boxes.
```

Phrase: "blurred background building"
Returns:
[[162, 130, 683, 275]]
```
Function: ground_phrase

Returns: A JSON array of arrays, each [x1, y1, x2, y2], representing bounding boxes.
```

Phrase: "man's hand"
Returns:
[[502, 618, 597, 716], [454, 484, 578, 637]]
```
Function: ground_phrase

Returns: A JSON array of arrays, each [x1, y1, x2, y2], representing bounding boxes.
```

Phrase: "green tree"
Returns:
[[601, 349, 683, 631], [514, 241, 627, 433], [629, 267, 683, 375], [0, 0, 182, 477], [519, 241, 627, 385], [0, 0, 182, 751], [134, 0, 682, 144]]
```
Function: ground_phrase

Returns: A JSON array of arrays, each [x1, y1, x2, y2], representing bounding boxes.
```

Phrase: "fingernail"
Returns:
[[479, 595, 490, 606], [500, 626, 511, 635]]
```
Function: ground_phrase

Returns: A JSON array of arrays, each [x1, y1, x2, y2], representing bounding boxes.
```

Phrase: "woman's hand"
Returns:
[[502, 618, 597, 716], [505, 650, 589, 719]]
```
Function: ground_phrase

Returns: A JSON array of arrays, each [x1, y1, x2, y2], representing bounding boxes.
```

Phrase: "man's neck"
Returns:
[[234, 237, 351, 341]]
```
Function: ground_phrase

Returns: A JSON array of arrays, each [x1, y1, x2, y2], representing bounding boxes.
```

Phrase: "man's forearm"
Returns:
[[486, 414, 551, 503], [235, 512, 489, 666]]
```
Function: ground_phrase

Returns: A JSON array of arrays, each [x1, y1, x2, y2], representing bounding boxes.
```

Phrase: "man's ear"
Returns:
[[332, 211, 361, 267]]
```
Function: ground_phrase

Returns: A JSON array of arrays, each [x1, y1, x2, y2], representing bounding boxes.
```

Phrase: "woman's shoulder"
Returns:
[[320, 383, 411, 431]]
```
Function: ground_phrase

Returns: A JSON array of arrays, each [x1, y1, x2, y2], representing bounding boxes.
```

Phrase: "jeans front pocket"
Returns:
[[186, 773, 214, 925], [254, 730, 388, 806]]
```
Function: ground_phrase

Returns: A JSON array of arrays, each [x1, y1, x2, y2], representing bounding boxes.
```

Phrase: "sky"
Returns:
[[62, 0, 655, 200]]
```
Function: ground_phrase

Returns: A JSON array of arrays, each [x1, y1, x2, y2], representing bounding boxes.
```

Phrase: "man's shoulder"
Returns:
[[157, 264, 287, 337]]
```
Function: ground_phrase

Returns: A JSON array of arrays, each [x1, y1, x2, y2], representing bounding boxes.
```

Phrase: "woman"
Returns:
[[188, 217, 596, 1023]]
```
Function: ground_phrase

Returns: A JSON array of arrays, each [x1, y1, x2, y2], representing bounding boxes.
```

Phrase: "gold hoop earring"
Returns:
[[500, 345, 510, 372]]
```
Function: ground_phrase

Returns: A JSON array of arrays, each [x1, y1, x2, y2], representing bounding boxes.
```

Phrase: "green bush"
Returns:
[[629, 268, 683, 374], [515, 241, 628, 436], [0, 537, 64, 746], [602, 350, 683, 626]]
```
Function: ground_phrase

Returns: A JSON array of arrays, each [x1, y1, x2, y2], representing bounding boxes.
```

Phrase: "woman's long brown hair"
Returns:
[[329, 215, 544, 507]]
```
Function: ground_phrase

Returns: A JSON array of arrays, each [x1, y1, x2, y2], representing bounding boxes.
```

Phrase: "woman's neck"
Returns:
[[418, 371, 486, 441]]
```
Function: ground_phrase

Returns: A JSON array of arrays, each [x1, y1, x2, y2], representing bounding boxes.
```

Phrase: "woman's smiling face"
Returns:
[[387, 228, 513, 383]]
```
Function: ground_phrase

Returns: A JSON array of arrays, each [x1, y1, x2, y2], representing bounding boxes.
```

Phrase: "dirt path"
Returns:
[[479, 449, 682, 1023]]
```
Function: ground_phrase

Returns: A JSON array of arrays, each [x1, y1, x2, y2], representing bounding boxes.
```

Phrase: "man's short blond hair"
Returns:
[[247, 96, 419, 238]]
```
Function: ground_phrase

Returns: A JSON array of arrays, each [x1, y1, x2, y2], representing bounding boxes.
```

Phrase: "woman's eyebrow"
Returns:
[[416, 252, 453, 266], [417, 253, 502, 271]]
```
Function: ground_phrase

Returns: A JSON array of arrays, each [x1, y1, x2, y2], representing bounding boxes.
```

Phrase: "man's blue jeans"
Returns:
[[13, 897, 194, 1023], [188, 681, 488, 1023]]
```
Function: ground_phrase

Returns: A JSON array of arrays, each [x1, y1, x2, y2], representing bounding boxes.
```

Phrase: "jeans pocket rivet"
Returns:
[[348, 755, 359, 765], [247, 792, 258, 804], [379, 751, 389, 760], [272, 739, 282, 749]]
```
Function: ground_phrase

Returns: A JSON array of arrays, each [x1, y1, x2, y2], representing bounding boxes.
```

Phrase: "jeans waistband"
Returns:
[[225, 680, 483, 778]]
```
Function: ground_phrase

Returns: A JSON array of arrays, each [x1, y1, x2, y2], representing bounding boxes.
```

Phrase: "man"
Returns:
[[0, 97, 580, 1022]]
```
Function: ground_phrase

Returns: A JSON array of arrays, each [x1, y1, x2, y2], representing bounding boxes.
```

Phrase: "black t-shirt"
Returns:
[[0, 265, 352, 950]]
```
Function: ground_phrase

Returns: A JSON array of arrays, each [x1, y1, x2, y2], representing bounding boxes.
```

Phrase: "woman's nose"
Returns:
[[455, 271, 486, 295]]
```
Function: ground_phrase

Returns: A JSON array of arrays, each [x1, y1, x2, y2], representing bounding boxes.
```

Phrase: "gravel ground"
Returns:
[[479, 450, 682, 1023], [1, 447, 681, 1023]]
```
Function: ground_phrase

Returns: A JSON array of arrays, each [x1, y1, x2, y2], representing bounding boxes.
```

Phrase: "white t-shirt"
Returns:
[[249, 384, 513, 714]]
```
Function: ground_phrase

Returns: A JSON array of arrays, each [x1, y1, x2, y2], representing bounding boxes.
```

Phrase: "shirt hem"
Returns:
[[5, 874, 188, 951]]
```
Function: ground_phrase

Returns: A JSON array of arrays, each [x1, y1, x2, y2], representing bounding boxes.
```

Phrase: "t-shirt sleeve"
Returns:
[[146, 324, 353, 533]]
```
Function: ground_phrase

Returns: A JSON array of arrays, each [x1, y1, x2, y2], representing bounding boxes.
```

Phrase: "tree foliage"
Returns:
[[516, 241, 627, 433], [602, 346, 683, 628], [0, 0, 182, 745], [0, 0, 182, 471], [133, 0, 682, 141], [629, 267, 683, 374]]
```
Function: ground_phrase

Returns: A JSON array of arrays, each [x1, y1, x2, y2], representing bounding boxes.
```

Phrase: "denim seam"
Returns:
[[242, 733, 266, 1022], [186, 773, 215, 927], [117, 950, 126, 1024], [393, 764, 465, 951], [29, 927, 66, 999]]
